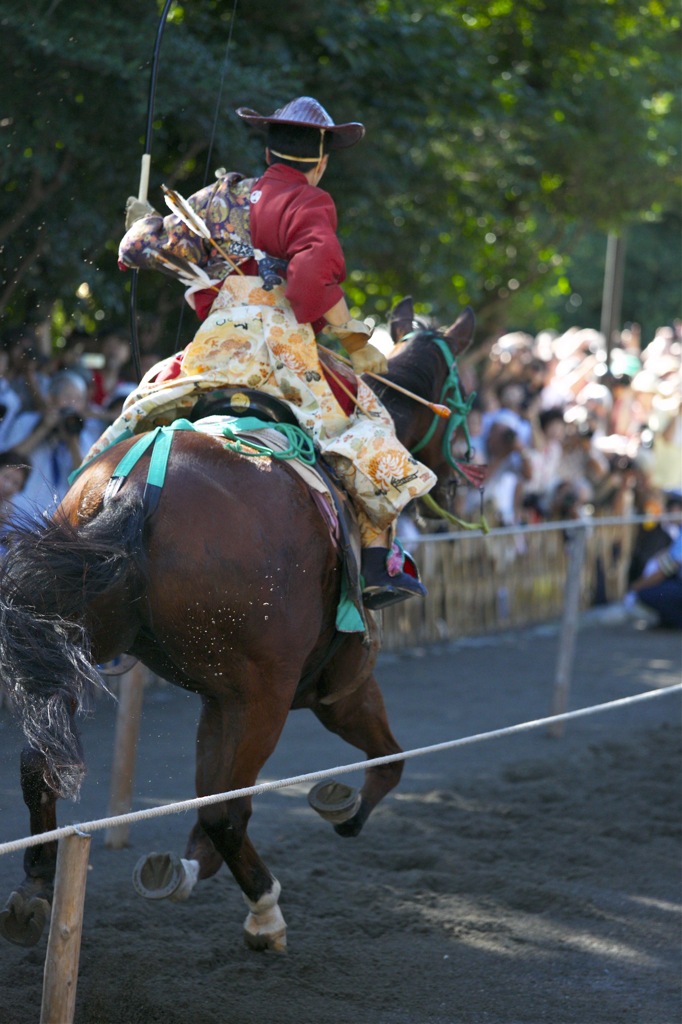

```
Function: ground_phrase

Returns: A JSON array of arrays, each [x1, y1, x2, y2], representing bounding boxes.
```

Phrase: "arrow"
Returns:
[[318, 343, 452, 419]]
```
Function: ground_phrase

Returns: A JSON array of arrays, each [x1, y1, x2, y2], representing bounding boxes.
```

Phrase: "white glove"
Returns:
[[125, 196, 158, 231], [349, 343, 388, 376]]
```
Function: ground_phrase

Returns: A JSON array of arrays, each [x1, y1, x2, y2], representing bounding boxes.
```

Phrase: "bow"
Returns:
[[128, 0, 175, 382]]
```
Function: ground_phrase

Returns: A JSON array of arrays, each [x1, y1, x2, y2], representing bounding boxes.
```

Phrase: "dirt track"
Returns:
[[1, 615, 680, 1024]]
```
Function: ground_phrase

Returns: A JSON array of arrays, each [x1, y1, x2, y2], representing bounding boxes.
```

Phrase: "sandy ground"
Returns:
[[0, 613, 680, 1024]]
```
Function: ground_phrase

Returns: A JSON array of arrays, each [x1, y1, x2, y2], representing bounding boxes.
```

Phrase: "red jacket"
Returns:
[[249, 163, 346, 327]]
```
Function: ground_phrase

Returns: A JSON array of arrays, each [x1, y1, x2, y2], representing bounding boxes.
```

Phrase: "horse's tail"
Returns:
[[0, 491, 147, 799]]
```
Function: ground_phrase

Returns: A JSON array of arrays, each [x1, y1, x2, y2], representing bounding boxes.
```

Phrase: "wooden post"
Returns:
[[104, 662, 146, 849], [548, 525, 588, 738], [600, 231, 626, 363], [41, 830, 91, 1024]]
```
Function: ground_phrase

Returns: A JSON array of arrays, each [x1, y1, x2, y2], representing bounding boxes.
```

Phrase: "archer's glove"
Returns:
[[321, 318, 375, 351], [349, 343, 388, 376], [125, 196, 158, 231]]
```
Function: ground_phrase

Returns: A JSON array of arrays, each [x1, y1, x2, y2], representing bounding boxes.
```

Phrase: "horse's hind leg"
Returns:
[[309, 672, 404, 838], [0, 746, 58, 946]]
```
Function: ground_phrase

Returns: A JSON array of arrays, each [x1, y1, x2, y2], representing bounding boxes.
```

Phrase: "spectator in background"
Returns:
[[626, 526, 682, 629], [573, 381, 613, 439], [523, 407, 566, 520], [0, 370, 102, 523], [547, 480, 584, 521], [478, 421, 532, 526], [481, 380, 534, 449], [100, 381, 137, 424], [53, 330, 90, 381], [557, 415, 616, 511], [628, 489, 682, 586], [647, 397, 682, 495], [0, 450, 31, 556], [605, 352, 642, 438], [91, 330, 136, 407]]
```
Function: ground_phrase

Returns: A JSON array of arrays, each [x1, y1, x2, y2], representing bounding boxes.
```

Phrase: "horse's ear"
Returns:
[[443, 306, 475, 357], [388, 296, 415, 343]]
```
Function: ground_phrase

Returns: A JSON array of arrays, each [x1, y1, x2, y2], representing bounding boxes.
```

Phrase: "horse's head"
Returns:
[[370, 306, 478, 519]]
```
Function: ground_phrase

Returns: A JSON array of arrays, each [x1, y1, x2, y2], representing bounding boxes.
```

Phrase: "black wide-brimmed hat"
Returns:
[[236, 96, 365, 149]]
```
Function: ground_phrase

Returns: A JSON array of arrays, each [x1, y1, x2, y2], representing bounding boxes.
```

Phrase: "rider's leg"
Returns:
[[358, 518, 427, 609]]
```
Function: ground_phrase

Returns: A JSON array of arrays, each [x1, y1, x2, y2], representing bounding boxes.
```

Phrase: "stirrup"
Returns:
[[361, 545, 427, 611]]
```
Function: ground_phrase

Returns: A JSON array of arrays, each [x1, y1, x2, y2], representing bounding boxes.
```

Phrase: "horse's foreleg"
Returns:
[[310, 673, 404, 838], [192, 690, 289, 952], [0, 746, 58, 946], [134, 688, 290, 952]]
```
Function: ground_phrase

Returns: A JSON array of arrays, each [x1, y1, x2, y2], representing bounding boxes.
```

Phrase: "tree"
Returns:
[[0, 1, 678, 353]]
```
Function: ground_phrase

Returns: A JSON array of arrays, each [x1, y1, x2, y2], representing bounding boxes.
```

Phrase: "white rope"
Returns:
[[417, 511, 682, 543], [0, 684, 679, 857]]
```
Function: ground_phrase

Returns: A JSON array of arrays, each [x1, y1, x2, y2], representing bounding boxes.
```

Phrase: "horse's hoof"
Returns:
[[242, 878, 287, 953], [308, 780, 361, 825], [243, 923, 288, 954], [0, 891, 51, 947], [243, 903, 287, 954], [132, 852, 198, 901]]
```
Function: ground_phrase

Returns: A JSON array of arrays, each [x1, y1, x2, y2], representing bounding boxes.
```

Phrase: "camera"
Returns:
[[59, 407, 84, 435]]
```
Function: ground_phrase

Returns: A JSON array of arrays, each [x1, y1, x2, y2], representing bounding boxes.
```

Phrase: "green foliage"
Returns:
[[0, 0, 678, 352]]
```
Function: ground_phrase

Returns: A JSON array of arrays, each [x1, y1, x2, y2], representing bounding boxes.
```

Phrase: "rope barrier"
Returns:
[[414, 511, 682, 543], [1, 684, 679, 858]]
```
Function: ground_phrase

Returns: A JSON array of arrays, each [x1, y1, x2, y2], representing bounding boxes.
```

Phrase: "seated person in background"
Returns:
[[626, 528, 682, 629], [627, 489, 682, 585]]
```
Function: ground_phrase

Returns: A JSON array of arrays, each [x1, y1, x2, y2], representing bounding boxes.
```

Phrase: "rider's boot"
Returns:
[[361, 541, 427, 610]]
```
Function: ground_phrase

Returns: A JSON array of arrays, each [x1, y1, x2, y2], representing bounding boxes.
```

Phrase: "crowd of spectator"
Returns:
[[398, 316, 680, 628], [0, 324, 145, 537], [443, 319, 682, 531]]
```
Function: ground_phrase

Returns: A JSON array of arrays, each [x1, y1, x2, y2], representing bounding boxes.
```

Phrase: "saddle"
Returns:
[[190, 387, 301, 426]]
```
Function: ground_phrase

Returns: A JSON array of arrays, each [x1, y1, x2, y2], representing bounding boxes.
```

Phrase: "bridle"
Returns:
[[407, 331, 475, 478], [404, 329, 488, 532]]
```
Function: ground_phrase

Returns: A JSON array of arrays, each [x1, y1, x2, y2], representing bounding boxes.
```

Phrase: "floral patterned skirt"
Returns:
[[84, 277, 436, 540]]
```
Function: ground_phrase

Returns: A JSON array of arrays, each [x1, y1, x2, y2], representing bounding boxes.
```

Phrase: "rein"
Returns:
[[407, 332, 475, 472], [404, 330, 488, 534]]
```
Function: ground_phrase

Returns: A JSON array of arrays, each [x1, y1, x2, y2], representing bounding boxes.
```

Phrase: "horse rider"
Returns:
[[112, 96, 437, 607]]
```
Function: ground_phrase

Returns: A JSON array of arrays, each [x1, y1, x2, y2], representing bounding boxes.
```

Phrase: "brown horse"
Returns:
[[0, 307, 475, 951]]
